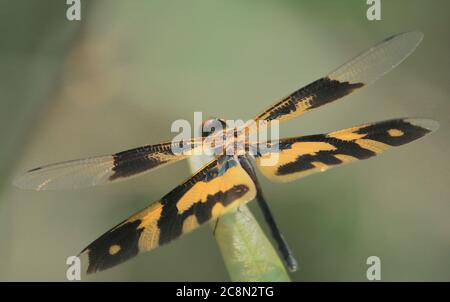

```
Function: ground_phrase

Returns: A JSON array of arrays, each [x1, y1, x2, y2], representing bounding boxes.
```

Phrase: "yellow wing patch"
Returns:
[[175, 165, 254, 214], [80, 156, 257, 274], [255, 119, 436, 182]]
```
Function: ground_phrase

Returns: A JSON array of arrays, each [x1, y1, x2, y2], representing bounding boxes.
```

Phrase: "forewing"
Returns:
[[255, 118, 438, 182], [14, 140, 202, 190], [255, 32, 423, 123], [80, 156, 257, 274]]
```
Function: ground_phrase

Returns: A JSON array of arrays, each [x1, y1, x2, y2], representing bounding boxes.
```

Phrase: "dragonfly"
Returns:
[[14, 32, 438, 275]]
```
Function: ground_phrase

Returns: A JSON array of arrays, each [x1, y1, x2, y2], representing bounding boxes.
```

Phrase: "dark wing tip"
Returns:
[[352, 118, 438, 148], [80, 219, 144, 274], [384, 31, 423, 44], [404, 118, 439, 133]]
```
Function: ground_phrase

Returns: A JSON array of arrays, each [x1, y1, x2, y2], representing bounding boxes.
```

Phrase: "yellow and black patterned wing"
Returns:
[[255, 32, 423, 123], [13, 140, 202, 190], [80, 155, 257, 274], [255, 118, 438, 182]]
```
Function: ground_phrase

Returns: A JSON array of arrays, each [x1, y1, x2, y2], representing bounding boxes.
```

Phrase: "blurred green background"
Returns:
[[0, 0, 449, 281]]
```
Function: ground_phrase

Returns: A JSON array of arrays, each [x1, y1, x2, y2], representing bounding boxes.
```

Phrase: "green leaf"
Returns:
[[188, 156, 291, 282]]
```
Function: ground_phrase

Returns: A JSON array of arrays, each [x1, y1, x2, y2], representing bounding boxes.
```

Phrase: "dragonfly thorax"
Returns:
[[201, 117, 227, 137]]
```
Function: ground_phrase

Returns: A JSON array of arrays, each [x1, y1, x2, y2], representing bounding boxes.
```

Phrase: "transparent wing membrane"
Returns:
[[255, 32, 424, 123], [329, 31, 423, 85], [13, 139, 203, 190]]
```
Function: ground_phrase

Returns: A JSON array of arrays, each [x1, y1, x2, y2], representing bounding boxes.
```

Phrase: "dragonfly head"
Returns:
[[201, 117, 226, 137]]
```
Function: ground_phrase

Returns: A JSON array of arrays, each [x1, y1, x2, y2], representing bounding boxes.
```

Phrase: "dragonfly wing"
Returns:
[[14, 140, 202, 190], [79, 155, 257, 274], [255, 32, 423, 123], [255, 118, 438, 182]]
